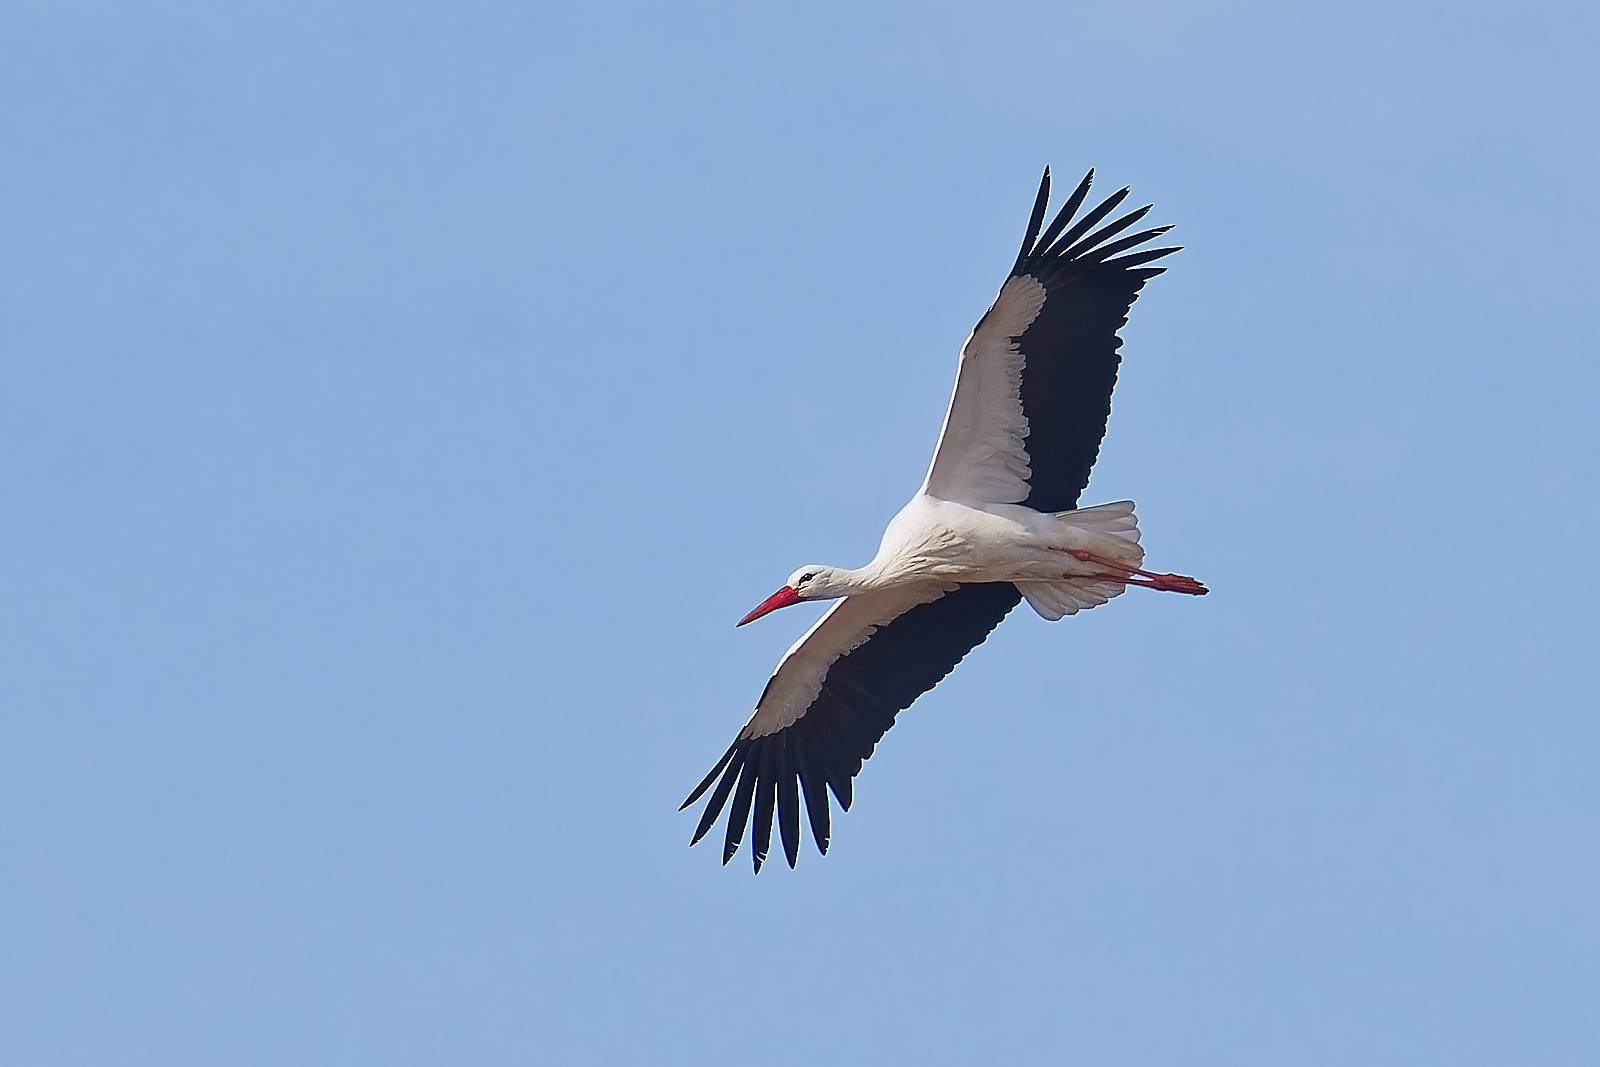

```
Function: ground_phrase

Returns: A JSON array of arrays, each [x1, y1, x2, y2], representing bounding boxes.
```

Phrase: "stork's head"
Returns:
[[737, 566, 848, 626]]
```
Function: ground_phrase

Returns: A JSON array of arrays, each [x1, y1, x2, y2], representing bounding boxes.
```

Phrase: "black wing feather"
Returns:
[[1054, 204, 1152, 264], [750, 745, 778, 872], [680, 740, 738, 811], [721, 757, 759, 864], [1009, 168, 1054, 277], [1038, 186, 1129, 267], [795, 738, 831, 854], [688, 746, 744, 846], [776, 740, 802, 868], [1103, 246, 1181, 270], [1086, 225, 1174, 265], [1031, 170, 1097, 264]]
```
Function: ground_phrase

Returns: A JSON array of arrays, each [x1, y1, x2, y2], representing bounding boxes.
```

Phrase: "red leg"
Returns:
[[1063, 549, 1208, 596], [1125, 572, 1208, 595]]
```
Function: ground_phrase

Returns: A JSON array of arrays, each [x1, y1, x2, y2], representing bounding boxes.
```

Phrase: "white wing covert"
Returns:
[[920, 275, 1046, 506]]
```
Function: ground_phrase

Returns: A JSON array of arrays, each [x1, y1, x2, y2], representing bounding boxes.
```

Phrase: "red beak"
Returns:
[[738, 585, 803, 627]]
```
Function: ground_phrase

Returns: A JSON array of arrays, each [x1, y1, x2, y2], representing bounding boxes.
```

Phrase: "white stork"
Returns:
[[683, 168, 1206, 871]]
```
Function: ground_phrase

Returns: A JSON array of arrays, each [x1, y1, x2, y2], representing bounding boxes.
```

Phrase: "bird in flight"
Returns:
[[683, 168, 1206, 871]]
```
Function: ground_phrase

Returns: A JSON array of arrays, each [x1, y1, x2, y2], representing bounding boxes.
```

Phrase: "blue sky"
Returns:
[[2, 2, 1597, 1064]]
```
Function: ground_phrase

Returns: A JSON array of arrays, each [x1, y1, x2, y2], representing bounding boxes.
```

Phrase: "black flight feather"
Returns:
[[1057, 206, 1155, 263], [1010, 167, 1053, 277], [1028, 170, 1096, 267], [750, 746, 778, 873], [1034, 187, 1131, 269], [1084, 225, 1173, 265], [777, 741, 802, 867], [680, 740, 738, 810], [721, 757, 759, 864]]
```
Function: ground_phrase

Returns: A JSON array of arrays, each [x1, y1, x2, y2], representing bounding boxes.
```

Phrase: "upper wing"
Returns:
[[922, 169, 1179, 512], [681, 581, 1022, 872]]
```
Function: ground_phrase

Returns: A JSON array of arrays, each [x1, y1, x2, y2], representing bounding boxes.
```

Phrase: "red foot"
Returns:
[[1128, 572, 1208, 595]]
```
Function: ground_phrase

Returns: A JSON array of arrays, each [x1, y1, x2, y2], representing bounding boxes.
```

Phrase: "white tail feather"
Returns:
[[1018, 500, 1143, 621], [1060, 499, 1141, 549], [1017, 578, 1127, 621]]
